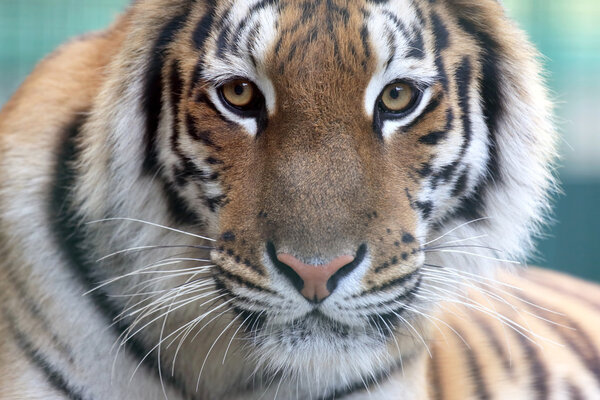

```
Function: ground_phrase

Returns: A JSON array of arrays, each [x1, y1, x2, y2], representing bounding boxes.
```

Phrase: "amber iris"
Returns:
[[221, 79, 256, 109], [380, 82, 416, 113]]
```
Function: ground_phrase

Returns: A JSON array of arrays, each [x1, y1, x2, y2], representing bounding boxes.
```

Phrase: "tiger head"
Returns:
[[74, 0, 556, 397]]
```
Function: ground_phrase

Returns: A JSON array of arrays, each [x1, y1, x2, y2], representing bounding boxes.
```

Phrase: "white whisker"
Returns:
[[404, 304, 470, 349], [87, 217, 216, 242], [418, 287, 563, 348], [97, 245, 211, 262], [196, 314, 241, 391], [422, 217, 492, 246], [424, 249, 520, 264], [223, 314, 253, 364], [438, 234, 488, 246], [423, 265, 523, 291], [128, 294, 232, 382]]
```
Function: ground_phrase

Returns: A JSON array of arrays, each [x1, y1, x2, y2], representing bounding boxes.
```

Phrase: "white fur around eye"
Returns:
[[380, 87, 433, 140], [207, 87, 258, 136], [363, 62, 437, 141]]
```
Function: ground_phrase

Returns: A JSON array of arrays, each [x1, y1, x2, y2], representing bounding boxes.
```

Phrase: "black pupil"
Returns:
[[389, 86, 401, 99], [234, 84, 245, 96]]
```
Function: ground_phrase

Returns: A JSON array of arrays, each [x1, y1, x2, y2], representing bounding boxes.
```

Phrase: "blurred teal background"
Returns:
[[1, 1, 599, 282]]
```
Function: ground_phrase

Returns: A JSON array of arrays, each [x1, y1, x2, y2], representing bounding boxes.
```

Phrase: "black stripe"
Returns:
[[457, 17, 502, 184], [498, 302, 549, 399], [456, 56, 473, 157], [218, 0, 278, 59], [142, 12, 191, 175], [432, 161, 458, 188], [326, 0, 350, 26], [7, 273, 75, 364], [430, 12, 449, 90], [156, 60, 205, 225], [360, 23, 371, 62], [451, 168, 469, 197], [163, 176, 207, 224], [383, 23, 396, 70], [406, 27, 425, 59], [206, 156, 224, 165], [215, 5, 235, 58], [419, 108, 453, 145], [434, 56, 449, 91], [568, 381, 585, 400], [191, 3, 217, 85], [231, 10, 257, 55], [246, 26, 261, 69], [173, 158, 208, 186], [513, 328, 549, 400], [528, 274, 600, 312], [416, 200, 433, 219], [193, 2, 217, 49], [48, 116, 195, 400], [413, 3, 426, 26], [169, 59, 186, 182], [448, 17, 504, 222], [214, 264, 278, 295], [517, 292, 600, 388], [360, 7, 371, 68], [359, 278, 422, 316], [404, 93, 443, 131], [430, 12, 449, 51], [185, 113, 222, 150], [381, 9, 410, 39], [286, 41, 298, 62], [205, 194, 228, 212], [357, 270, 421, 296], [429, 344, 444, 400], [324, 4, 347, 72], [4, 310, 86, 400], [169, 60, 184, 128], [416, 161, 433, 178], [471, 312, 513, 374], [168, 59, 223, 218], [454, 327, 491, 400]]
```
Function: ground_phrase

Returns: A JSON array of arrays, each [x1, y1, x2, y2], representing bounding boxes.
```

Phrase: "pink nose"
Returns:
[[276, 253, 355, 302]]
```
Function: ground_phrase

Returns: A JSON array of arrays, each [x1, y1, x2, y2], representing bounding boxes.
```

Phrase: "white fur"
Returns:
[[0, 0, 557, 399]]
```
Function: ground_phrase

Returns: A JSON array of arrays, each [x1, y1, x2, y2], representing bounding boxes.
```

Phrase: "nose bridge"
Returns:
[[268, 109, 365, 189], [260, 119, 368, 257]]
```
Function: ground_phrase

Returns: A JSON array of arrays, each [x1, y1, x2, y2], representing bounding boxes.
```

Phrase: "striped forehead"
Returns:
[[197, 0, 438, 118], [363, 0, 438, 118], [200, 0, 280, 112]]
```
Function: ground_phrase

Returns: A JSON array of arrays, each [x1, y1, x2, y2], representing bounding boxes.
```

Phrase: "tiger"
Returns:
[[1, 0, 599, 399]]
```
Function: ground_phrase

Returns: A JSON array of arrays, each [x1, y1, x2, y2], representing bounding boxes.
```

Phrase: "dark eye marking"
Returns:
[[418, 108, 454, 145]]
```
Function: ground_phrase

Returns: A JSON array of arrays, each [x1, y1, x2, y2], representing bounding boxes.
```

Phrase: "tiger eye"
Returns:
[[380, 82, 415, 113], [221, 80, 255, 108]]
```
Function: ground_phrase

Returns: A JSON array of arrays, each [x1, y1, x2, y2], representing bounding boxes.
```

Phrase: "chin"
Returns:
[[242, 309, 413, 397]]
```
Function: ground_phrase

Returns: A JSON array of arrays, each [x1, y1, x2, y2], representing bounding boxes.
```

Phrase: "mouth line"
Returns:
[[353, 268, 421, 298], [290, 309, 359, 337], [287, 274, 422, 328], [358, 273, 423, 311], [366, 276, 422, 335]]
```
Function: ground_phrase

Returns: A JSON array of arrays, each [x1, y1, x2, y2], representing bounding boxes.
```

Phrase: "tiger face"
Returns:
[[155, 0, 487, 363], [52, 0, 554, 397]]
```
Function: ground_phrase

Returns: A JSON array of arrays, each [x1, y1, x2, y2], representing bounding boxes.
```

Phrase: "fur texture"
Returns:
[[1, 1, 598, 399]]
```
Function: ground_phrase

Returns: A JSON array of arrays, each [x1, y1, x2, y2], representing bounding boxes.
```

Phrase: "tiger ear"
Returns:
[[435, 0, 558, 270]]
